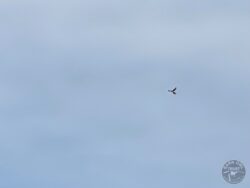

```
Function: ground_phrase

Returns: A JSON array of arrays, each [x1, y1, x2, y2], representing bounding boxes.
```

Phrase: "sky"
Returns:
[[0, 0, 250, 187]]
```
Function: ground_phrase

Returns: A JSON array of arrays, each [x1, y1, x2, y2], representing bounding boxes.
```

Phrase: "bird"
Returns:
[[168, 87, 177, 95]]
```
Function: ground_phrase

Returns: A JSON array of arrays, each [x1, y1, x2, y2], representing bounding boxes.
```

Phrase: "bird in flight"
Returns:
[[168, 87, 177, 95]]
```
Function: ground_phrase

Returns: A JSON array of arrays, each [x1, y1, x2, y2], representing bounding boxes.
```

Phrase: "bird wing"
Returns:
[[172, 87, 177, 91]]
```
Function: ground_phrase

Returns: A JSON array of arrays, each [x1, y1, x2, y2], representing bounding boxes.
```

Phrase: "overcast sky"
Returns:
[[0, 0, 249, 187]]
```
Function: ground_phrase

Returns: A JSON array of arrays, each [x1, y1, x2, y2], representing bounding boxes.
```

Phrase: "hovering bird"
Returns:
[[168, 87, 177, 95]]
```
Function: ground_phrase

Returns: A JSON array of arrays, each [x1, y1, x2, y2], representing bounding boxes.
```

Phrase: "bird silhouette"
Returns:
[[168, 87, 177, 95]]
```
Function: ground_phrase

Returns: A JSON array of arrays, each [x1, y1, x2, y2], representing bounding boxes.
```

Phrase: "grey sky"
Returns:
[[0, 0, 249, 187]]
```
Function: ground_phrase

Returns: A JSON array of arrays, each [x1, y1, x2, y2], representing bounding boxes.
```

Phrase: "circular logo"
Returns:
[[222, 160, 246, 184]]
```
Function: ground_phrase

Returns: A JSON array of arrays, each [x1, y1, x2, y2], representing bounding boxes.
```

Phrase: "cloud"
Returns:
[[0, 0, 249, 187]]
